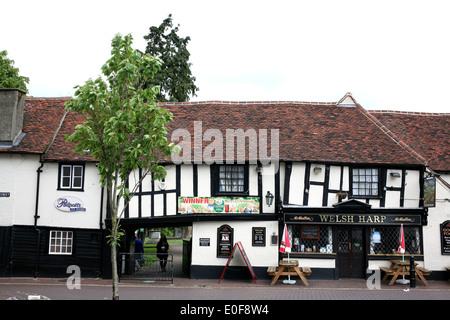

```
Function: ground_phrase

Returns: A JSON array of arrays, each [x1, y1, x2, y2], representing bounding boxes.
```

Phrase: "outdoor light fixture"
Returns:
[[159, 181, 167, 190], [390, 172, 401, 178], [265, 191, 274, 207], [313, 167, 322, 174], [255, 165, 263, 173]]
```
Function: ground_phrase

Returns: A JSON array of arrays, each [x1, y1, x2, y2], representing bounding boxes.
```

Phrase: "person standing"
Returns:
[[134, 235, 144, 270], [157, 235, 170, 272]]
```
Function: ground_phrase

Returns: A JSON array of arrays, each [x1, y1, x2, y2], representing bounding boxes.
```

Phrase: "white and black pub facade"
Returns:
[[1, 90, 448, 280]]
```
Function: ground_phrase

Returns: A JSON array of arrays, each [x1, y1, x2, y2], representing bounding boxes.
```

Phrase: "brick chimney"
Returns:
[[0, 88, 26, 146]]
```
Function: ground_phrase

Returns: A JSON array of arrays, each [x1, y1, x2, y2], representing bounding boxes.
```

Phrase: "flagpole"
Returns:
[[281, 224, 296, 285], [396, 224, 409, 284]]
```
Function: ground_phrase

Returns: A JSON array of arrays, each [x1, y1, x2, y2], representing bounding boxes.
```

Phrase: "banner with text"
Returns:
[[178, 197, 260, 214]]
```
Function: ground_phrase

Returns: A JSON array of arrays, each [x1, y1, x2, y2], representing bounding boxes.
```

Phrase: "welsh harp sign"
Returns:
[[285, 212, 422, 225]]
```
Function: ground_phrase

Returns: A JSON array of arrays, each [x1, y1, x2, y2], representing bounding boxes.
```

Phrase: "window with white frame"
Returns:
[[59, 164, 84, 190], [352, 168, 379, 197], [49, 230, 73, 255]]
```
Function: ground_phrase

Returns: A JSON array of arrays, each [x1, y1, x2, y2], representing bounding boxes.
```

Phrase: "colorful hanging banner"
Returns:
[[178, 197, 260, 214]]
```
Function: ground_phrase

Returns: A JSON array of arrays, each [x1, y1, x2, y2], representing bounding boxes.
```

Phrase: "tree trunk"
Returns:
[[111, 241, 119, 300]]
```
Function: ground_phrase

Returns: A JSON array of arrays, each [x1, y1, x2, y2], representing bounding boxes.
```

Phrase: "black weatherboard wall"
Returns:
[[3, 225, 103, 277]]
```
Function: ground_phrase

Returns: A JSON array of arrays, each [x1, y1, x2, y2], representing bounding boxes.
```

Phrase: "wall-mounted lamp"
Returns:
[[390, 172, 401, 178], [255, 166, 263, 173], [159, 181, 167, 190], [265, 191, 274, 207], [313, 167, 322, 174]]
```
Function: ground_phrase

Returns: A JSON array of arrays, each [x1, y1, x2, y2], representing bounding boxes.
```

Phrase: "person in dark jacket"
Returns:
[[157, 235, 170, 271], [134, 235, 145, 270]]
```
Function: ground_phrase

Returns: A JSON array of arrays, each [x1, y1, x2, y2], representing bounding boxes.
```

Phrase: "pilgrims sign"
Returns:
[[54, 196, 86, 212]]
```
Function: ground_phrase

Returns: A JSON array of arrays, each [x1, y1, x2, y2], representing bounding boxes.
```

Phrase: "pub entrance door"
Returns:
[[337, 226, 365, 278]]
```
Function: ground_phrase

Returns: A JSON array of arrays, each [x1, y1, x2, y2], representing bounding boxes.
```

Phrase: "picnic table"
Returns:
[[267, 260, 311, 286], [380, 260, 431, 286]]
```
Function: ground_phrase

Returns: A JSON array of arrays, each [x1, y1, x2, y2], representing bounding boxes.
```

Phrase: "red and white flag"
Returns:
[[398, 224, 405, 254], [280, 224, 291, 253]]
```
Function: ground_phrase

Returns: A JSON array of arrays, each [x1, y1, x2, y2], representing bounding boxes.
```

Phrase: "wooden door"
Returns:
[[337, 226, 365, 278]]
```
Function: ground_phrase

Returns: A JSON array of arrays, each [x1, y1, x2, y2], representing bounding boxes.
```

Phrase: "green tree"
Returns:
[[65, 33, 178, 300], [143, 14, 198, 102], [0, 50, 29, 93]]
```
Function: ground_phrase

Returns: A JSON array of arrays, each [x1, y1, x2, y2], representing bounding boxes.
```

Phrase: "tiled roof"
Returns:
[[370, 110, 450, 171], [1, 96, 432, 167], [0, 97, 95, 162], [0, 98, 68, 155], [42, 106, 95, 162], [162, 101, 424, 166]]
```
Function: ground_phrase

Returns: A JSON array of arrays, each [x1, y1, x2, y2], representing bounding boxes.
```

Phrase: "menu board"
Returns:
[[217, 225, 233, 258], [252, 227, 266, 246], [301, 225, 320, 239], [441, 221, 450, 255]]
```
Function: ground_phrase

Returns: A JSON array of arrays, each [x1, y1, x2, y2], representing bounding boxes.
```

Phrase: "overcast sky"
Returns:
[[2, 0, 449, 112]]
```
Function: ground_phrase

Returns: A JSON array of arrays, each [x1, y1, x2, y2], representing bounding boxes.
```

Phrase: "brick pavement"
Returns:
[[0, 275, 449, 300]]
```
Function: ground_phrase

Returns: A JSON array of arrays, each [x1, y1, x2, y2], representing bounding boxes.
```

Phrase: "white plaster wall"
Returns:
[[404, 170, 420, 207], [309, 164, 325, 183], [422, 173, 450, 270], [308, 185, 323, 207], [0, 154, 39, 226], [296, 258, 336, 269], [191, 220, 279, 267], [249, 164, 258, 196], [288, 162, 305, 205], [328, 166, 342, 191], [261, 163, 275, 213], [180, 164, 193, 197], [33, 162, 102, 229], [197, 165, 210, 197], [385, 190, 401, 207], [279, 162, 285, 203]]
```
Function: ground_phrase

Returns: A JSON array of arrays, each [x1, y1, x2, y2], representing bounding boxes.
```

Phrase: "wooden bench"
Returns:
[[380, 267, 395, 281], [267, 266, 277, 275], [416, 266, 431, 276], [301, 267, 312, 276], [267, 266, 312, 276], [267, 265, 311, 286]]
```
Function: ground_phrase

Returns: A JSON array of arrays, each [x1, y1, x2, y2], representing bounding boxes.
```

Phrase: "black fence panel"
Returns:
[[119, 253, 173, 284]]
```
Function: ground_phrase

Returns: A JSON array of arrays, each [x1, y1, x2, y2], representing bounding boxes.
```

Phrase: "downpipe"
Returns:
[[34, 158, 44, 278]]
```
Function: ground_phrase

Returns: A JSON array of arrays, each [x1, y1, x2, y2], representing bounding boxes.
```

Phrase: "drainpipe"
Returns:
[[34, 157, 44, 278]]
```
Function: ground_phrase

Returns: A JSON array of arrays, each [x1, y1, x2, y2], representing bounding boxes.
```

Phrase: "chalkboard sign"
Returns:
[[271, 235, 278, 246], [218, 241, 257, 284], [217, 225, 233, 258], [301, 225, 320, 239], [252, 227, 266, 246], [441, 220, 450, 255]]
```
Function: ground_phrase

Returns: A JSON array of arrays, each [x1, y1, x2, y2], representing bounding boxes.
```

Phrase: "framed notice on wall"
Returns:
[[441, 221, 450, 255], [252, 227, 266, 247]]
